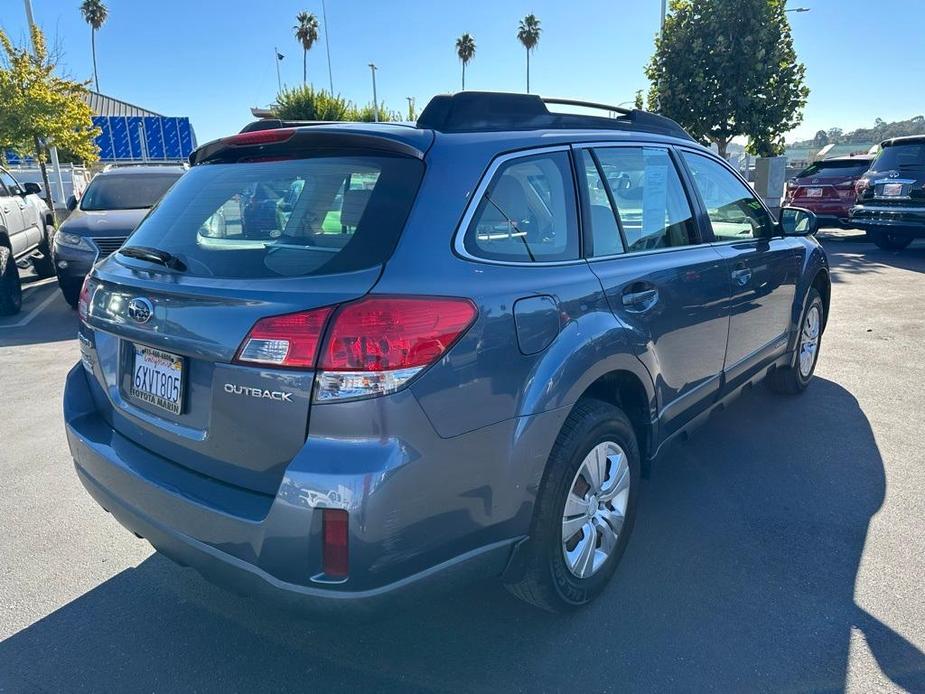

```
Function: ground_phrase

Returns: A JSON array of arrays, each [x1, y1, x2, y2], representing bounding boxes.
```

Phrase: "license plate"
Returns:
[[806, 187, 823, 198], [130, 345, 184, 414], [881, 183, 904, 197]]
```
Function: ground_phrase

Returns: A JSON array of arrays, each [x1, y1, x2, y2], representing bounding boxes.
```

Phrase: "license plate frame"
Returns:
[[881, 182, 904, 197], [805, 187, 823, 198], [129, 344, 185, 415]]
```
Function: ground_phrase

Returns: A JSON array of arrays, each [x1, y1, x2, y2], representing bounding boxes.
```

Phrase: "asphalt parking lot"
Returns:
[[1, 231, 923, 693]]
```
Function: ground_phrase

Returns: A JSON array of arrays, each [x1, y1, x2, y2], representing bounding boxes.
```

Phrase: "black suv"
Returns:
[[850, 135, 925, 250]]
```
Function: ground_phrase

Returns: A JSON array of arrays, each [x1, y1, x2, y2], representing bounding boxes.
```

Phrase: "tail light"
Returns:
[[235, 307, 333, 367], [316, 296, 477, 401], [234, 296, 478, 401], [77, 275, 96, 323], [322, 509, 349, 579], [855, 178, 871, 197]]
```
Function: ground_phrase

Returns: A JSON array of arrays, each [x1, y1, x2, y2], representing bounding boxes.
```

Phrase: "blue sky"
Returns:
[[4, 1, 924, 145]]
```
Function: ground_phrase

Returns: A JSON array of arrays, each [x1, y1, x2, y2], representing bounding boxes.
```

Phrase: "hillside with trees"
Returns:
[[793, 115, 925, 148]]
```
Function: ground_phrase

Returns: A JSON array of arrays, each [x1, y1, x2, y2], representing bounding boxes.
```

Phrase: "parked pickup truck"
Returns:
[[0, 166, 56, 315]]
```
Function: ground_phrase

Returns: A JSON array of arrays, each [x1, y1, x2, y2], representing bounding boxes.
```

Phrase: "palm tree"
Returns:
[[294, 11, 320, 85], [455, 33, 476, 91], [79, 0, 108, 92], [516, 14, 541, 93]]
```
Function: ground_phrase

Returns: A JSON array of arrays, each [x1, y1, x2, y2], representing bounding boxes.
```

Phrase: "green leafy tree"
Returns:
[[293, 11, 320, 85], [516, 14, 541, 93], [634, 89, 644, 110], [455, 33, 476, 91], [79, 0, 107, 92], [812, 129, 828, 147], [645, 0, 808, 158], [273, 85, 397, 122], [0, 26, 98, 212]]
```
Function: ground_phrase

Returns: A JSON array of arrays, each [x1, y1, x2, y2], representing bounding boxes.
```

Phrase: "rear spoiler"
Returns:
[[189, 126, 428, 165]]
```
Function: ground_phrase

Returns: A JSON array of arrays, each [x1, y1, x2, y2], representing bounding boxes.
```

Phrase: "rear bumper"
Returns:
[[849, 204, 925, 234], [64, 364, 536, 614], [787, 199, 854, 226]]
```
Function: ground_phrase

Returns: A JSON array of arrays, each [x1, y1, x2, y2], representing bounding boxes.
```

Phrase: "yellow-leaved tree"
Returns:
[[0, 25, 99, 213]]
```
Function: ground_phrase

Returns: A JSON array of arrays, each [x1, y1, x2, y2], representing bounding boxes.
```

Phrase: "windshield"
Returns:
[[796, 160, 871, 179], [870, 143, 925, 172], [80, 173, 182, 211], [122, 154, 424, 279]]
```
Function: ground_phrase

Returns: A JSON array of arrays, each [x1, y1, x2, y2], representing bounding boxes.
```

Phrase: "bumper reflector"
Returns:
[[322, 509, 349, 579]]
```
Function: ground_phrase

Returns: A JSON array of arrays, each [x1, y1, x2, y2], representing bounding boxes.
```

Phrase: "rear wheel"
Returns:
[[505, 399, 640, 612], [768, 288, 823, 395], [0, 246, 23, 316], [32, 223, 57, 278], [870, 229, 913, 251]]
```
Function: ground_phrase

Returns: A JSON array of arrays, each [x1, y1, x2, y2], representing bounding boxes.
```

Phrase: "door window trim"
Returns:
[[673, 145, 780, 245], [453, 145, 587, 267]]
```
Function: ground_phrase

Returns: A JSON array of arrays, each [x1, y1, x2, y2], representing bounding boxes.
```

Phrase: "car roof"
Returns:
[[881, 135, 925, 147], [819, 155, 874, 163]]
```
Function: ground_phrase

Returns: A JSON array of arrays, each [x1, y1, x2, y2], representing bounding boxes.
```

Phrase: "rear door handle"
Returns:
[[731, 267, 752, 286], [622, 287, 659, 312]]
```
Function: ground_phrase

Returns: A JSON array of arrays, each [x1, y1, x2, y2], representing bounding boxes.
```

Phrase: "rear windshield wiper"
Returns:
[[118, 245, 187, 271]]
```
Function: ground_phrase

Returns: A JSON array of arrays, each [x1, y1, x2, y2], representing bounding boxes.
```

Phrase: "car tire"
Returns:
[[768, 287, 824, 395], [870, 229, 913, 251], [59, 278, 81, 310], [32, 223, 57, 278], [0, 246, 23, 316], [505, 398, 640, 612]]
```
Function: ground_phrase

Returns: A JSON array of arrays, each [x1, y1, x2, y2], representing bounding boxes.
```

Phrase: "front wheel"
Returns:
[[505, 399, 640, 612], [0, 246, 23, 316], [768, 288, 824, 395], [32, 223, 57, 278], [870, 229, 913, 251]]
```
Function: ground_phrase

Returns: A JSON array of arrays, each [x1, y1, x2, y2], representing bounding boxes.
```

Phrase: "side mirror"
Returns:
[[22, 181, 42, 196], [779, 206, 818, 236], [66, 195, 78, 212]]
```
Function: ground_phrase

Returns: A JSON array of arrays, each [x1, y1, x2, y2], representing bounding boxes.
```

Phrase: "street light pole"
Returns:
[[274, 47, 282, 92], [368, 63, 379, 123], [321, 0, 334, 93]]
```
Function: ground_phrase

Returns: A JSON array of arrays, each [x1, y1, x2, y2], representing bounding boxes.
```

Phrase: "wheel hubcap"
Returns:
[[799, 305, 820, 377], [561, 441, 631, 579]]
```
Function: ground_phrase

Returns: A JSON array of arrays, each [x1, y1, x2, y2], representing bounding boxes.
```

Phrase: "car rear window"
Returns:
[[121, 155, 424, 278], [80, 173, 181, 211], [870, 143, 925, 172], [796, 160, 870, 178]]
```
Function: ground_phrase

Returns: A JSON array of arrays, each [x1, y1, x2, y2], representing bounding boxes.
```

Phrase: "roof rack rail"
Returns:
[[416, 92, 693, 141]]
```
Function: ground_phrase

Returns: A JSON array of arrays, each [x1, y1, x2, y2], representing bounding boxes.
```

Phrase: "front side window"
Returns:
[[80, 173, 181, 211], [0, 170, 20, 195], [464, 151, 579, 262], [682, 152, 775, 241], [593, 147, 697, 252]]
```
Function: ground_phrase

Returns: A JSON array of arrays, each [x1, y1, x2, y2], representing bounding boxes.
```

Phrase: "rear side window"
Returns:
[[870, 143, 925, 172], [593, 147, 697, 253], [80, 173, 180, 211], [464, 151, 579, 262], [123, 155, 424, 278]]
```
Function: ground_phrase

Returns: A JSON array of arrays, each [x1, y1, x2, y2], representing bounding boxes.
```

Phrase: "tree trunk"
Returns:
[[715, 137, 729, 160], [526, 50, 530, 93], [462, 62, 466, 91], [303, 49, 307, 85], [34, 137, 54, 221], [91, 28, 99, 92]]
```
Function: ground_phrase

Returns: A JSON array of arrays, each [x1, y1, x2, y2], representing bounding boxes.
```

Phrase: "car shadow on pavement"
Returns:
[[1, 379, 923, 692], [0, 273, 77, 347], [819, 231, 925, 279]]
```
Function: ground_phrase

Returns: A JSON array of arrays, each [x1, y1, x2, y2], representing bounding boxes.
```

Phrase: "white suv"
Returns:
[[0, 166, 55, 315]]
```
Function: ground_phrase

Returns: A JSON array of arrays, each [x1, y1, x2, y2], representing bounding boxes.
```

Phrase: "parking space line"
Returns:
[[0, 287, 61, 329]]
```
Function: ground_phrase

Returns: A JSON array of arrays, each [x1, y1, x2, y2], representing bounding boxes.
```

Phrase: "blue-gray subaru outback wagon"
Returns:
[[64, 92, 830, 613]]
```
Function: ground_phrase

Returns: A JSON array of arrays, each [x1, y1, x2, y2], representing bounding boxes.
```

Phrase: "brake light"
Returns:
[[235, 306, 333, 368], [77, 275, 95, 322], [224, 128, 296, 147], [855, 178, 871, 196], [315, 296, 477, 401], [322, 509, 349, 579]]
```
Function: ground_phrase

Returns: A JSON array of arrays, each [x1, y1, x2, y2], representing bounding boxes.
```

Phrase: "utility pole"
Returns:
[[321, 0, 334, 93], [660, 0, 667, 33], [22, 0, 66, 217], [368, 63, 379, 123], [274, 47, 283, 93]]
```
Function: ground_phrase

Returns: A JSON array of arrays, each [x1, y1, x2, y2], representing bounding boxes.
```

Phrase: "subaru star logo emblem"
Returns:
[[127, 297, 154, 324]]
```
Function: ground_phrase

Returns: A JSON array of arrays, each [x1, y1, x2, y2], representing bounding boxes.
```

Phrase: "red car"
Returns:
[[786, 155, 874, 229]]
